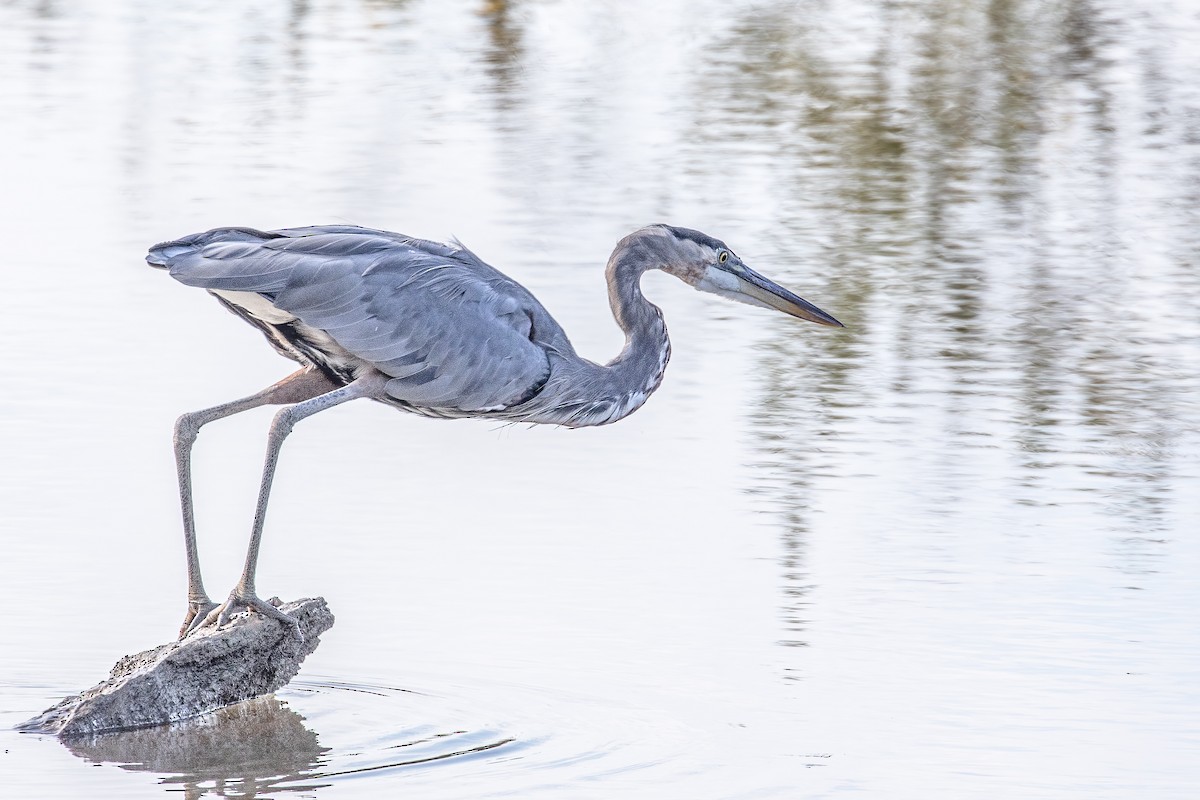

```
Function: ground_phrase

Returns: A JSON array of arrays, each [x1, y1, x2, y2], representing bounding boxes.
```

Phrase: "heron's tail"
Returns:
[[146, 227, 283, 269], [146, 241, 190, 268]]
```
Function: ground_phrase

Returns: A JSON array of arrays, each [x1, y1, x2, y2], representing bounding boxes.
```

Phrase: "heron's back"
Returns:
[[149, 225, 572, 416]]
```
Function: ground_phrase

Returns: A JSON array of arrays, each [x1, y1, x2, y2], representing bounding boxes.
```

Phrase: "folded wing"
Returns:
[[150, 226, 567, 412]]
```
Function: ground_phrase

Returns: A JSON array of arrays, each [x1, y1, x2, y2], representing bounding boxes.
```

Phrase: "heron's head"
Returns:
[[630, 224, 843, 327]]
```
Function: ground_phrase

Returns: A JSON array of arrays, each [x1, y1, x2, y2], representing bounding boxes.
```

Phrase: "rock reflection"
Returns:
[[64, 696, 329, 799]]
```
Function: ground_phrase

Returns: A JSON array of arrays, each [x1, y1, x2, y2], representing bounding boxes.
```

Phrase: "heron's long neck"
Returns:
[[518, 239, 671, 428], [597, 242, 672, 413]]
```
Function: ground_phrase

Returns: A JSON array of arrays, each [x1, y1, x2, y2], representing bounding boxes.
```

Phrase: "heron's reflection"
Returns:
[[63, 696, 329, 799]]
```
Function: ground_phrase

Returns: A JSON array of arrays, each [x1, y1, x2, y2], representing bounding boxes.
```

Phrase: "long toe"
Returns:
[[179, 600, 219, 639], [196, 589, 304, 641], [243, 594, 304, 641]]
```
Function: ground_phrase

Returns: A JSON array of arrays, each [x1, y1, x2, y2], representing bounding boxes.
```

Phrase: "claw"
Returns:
[[187, 589, 304, 642], [179, 599, 218, 640]]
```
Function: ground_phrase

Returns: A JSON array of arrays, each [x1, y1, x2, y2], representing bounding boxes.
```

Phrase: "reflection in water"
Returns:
[[480, 0, 525, 100], [699, 0, 1200, 650], [691, 0, 1200, 666], [65, 696, 329, 799], [58, 684, 521, 799]]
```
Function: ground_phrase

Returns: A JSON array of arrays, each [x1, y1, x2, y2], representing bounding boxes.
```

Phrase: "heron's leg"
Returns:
[[194, 373, 387, 639], [175, 368, 338, 638]]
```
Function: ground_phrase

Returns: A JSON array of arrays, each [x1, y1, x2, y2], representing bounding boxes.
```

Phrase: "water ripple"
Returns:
[[38, 675, 685, 798]]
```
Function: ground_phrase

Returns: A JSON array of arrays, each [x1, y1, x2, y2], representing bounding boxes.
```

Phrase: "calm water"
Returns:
[[2, 1, 1198, 797]]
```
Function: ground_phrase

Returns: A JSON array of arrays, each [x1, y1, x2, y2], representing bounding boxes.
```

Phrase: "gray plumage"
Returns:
[[148, 223, 842, 636]]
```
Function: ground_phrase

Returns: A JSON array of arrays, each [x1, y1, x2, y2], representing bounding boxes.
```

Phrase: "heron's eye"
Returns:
[[718, 250, 729, 264]]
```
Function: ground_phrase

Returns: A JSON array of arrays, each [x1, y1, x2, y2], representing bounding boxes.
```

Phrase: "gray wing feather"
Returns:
[[152, 226, 570, 412]]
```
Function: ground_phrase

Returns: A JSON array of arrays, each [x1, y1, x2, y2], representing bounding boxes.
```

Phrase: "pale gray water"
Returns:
[[1, 1, 1198, 797]]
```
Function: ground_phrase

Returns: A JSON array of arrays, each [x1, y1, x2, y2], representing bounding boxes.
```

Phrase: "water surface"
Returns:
[[1, 1, 1198, 797]]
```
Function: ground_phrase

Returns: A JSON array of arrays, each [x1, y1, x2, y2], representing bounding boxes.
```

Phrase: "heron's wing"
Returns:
[[152, 227, 567, 412], [269, 226, 574, 356]]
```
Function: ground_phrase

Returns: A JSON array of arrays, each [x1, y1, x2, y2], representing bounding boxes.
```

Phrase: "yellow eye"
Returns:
[[718, 251, 729, 264]]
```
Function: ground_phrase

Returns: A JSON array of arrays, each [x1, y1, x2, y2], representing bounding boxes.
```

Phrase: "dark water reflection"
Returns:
[[59, 682, 521, 799], [65, 697, 330, 798], [698, 1, 1200, 637]]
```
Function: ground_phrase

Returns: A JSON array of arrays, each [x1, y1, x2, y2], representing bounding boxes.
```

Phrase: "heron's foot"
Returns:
[[187, 588, 304, 641], [178, 598, 219, 640]]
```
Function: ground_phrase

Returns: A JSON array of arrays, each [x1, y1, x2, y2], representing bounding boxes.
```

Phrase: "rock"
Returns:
[[17, 597, 333, 737]]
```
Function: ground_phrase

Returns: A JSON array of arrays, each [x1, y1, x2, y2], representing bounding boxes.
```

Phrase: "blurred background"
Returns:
[[1, 1, 1198, 797]]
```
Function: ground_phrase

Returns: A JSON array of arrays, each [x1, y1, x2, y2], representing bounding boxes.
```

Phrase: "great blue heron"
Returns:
[[148, 224, 842, 638]]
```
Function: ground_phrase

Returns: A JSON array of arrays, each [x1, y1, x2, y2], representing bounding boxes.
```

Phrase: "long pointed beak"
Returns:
[[736, 266, 844, 327]]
